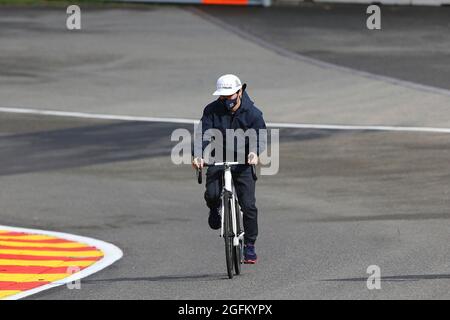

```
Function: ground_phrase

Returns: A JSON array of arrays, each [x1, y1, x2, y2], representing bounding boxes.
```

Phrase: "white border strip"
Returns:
[[0, 107, 198, 125], [269, 122, 450, 134], [1, 107, 450, 134], [0, 225, 123, 300]]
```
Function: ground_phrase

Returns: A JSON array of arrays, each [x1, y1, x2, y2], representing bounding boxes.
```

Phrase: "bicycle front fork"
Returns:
[[220, 190, 245, 246]]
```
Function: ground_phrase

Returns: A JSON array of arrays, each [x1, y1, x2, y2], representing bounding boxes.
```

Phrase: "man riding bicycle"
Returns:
[[192, 74, 267, 264]]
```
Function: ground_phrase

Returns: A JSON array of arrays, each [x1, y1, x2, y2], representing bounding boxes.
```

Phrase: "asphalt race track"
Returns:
[[200, 4, 450, 91], [1, 4, 450, 299]]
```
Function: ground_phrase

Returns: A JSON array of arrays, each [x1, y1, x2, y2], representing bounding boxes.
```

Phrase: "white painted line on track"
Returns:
[[1, 106, 450, 134], [268, 122, 450, 134], [0, 107, 198, 125], [0, 225, 123, 300]]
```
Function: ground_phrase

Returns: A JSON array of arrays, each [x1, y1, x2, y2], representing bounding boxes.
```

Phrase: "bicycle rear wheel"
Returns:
[[223, 192, 234, 279]]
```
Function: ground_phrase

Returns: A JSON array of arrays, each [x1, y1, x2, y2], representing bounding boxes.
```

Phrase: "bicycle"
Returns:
[[197, 162, 257, 279]]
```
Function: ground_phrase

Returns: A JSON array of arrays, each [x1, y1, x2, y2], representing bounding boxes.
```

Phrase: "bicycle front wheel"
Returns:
[[233, 199, 243, 275], [223, 192, 234, 279]]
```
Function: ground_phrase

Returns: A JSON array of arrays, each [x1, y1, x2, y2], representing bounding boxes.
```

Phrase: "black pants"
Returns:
[[204, 165, 258, 245]]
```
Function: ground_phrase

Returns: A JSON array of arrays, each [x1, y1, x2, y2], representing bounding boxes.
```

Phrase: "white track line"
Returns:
[[268, 122, 450, 134], [1, 106, 450, 134], [0, 107, 198, 125], [0, 225, 123, 300]]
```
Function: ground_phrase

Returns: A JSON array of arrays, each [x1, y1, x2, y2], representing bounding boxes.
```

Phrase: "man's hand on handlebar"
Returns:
[[248, 152, 258, 165], [192, 157, 204, 170]]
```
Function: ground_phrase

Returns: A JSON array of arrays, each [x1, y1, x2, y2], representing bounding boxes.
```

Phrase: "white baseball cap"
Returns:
[[212, 74, 242, 96]]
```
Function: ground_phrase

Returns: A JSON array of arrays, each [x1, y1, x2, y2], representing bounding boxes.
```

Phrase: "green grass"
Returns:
[[0, 0, 103, 5], [0, 0, 149, 7]]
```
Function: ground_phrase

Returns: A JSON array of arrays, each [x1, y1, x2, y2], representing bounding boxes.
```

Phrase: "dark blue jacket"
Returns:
[[193, 91, 267, 162]]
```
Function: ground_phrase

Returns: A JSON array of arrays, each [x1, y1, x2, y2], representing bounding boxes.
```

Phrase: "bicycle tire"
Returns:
[[223, 192, 234, 279], [233, 199, 243, 275]]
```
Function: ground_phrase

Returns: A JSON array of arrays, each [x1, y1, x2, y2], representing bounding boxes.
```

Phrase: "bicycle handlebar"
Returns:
[[203, 162, 239, 167], [196, 162, 257, 184], [197, 167, 202, 184], [251, 164, 258, 181]]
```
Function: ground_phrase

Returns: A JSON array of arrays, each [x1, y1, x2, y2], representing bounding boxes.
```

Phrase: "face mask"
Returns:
[[222, 92, 242, 111], [225, 97, 238, 110]]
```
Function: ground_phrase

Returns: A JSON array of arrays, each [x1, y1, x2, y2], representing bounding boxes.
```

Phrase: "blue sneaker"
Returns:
[[208, 207, 221, 230], [244, 244, 257, 264]]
